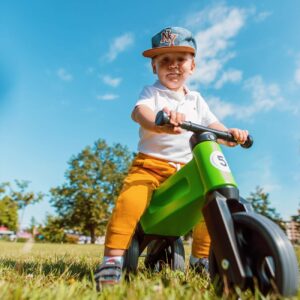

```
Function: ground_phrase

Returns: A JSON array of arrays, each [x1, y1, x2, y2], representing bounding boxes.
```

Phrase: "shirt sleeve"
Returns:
[[198, 94, 218, 126], [134, 86, 155, 111]]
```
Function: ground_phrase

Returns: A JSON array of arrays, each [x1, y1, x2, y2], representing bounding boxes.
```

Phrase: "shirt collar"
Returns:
[[153, 80, 190, 101]]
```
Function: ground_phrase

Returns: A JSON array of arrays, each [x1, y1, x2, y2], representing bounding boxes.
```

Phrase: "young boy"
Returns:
[[94, 26, 248, 288]]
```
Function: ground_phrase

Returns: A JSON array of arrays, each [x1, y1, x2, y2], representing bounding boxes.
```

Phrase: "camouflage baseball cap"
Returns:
[[143, 26, 197, 58]]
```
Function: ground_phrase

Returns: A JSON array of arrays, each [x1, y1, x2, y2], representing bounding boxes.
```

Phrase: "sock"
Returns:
[[103, 255, 124, 266]]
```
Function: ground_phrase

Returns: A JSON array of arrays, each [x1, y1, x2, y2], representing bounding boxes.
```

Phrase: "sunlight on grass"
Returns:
[[0, 241, 299, 300]]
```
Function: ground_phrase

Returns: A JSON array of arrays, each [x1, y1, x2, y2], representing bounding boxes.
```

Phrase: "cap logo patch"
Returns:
[[160, 29, 177, 46]]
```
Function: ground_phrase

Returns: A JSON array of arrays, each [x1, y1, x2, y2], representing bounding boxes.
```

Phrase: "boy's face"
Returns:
[[151, 52, 195, 92]]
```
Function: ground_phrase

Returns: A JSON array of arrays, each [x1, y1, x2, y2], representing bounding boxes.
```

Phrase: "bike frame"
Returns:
[[140, 132, 238, 236], [138, 112, 254, 288]]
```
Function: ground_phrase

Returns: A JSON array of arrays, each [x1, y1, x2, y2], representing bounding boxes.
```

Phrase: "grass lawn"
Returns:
[[0, 241, 299, 300]]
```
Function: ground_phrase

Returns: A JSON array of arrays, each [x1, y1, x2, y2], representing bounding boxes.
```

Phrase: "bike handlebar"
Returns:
[[155, 110, 253, 149]]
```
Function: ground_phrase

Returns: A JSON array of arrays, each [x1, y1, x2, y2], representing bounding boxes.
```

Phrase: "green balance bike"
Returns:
[[123, 110, 299, 297]]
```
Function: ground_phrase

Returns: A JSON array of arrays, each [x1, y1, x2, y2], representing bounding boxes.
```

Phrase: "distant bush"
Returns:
[[0, 236, 11, 242], [65, 235, 79, 244], [16, 237, 29, 243]]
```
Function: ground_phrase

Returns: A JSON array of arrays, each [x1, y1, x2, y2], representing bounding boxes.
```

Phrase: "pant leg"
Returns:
[[105, 154, 177, 250], [191, 220, 211, 258]]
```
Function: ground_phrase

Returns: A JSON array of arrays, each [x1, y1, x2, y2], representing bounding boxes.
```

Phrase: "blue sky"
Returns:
[[1, 0, 300, 228]]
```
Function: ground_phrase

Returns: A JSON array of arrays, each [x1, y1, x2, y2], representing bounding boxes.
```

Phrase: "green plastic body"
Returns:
[[140, 140, 237, 236]]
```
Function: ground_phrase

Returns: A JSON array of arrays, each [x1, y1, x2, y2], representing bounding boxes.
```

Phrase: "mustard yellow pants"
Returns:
[[105, 153, 211, 258]]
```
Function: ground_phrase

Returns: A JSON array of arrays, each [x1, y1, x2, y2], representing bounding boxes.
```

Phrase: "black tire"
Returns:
[[123, 234, 140, 274], [145, 238, 186, 272], [210, 212, 299, 297]]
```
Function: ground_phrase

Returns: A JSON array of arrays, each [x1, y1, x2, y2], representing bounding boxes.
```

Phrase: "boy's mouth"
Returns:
[[167, 72, 181, 79]]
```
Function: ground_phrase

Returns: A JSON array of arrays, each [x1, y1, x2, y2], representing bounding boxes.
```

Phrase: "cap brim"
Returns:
[[142, 46, 195, 58]]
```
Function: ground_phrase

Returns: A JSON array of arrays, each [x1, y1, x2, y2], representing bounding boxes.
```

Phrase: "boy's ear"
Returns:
[[189, 59, 196, 74], [151, 60, 157, 74]]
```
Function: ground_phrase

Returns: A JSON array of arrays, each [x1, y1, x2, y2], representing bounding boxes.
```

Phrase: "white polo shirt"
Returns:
[[135, 81, 218, 164]]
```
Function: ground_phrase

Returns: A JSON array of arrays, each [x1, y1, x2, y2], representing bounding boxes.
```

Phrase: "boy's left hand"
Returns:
[[227, 128, 249, 147]]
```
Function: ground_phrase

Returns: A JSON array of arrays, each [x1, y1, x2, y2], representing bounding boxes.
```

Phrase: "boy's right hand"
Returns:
[[159, 107, 186, 134], [131, 104, 185, 134]]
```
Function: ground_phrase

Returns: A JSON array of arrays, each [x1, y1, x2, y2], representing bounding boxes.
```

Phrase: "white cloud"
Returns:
[[196, 8, 246, 58], [214, 69, 242, 89], [255, 156, 282, 193], [240, 176, 299, 220], [183, 4, 293, 121], [101, 75, 122, 87], [239, 155, 282, 196], [254, 11, 272, 23], [207, 76, 284, 121], [106, 33, 134, 62], [185, 4, 247, 88], [293, 171, 300, 183], [244, 76, 284, 111], [185, 4, 272, 90], [96, 94, 119, 101], [294, 67, 300, 85], [57, 68, 73, 82], [206, 96, 238, 120]]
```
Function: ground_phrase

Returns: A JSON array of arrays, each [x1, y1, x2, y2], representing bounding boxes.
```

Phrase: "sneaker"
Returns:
[[190, 257, 209, 276], [94, 258, 123, 291]]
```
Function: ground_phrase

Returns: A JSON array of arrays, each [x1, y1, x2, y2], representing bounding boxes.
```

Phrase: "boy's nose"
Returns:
[[168, 60, 178, 68]]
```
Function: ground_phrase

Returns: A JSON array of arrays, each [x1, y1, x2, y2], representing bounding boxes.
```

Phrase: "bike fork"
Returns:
[[202, 187, 252, 289]]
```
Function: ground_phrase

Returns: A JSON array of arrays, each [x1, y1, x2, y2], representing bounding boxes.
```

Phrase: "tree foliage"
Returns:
[[0, 183, 18, 231], [50, 139, 134, 243], [247, 186, 284, 229], [11, 180, 44, 229], [10, 180, 43, 210], [38, 215, 66, 243], [0, 181, 43, 231]]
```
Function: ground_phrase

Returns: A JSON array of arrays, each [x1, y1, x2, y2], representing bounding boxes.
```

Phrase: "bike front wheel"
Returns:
[[209, 212, 299, 297]]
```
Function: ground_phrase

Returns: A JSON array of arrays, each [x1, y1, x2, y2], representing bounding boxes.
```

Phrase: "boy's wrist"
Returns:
[[153, 124, 163, 133]]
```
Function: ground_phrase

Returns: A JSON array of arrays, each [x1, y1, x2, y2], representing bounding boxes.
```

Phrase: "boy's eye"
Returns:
[[161, 57, 186, 64]]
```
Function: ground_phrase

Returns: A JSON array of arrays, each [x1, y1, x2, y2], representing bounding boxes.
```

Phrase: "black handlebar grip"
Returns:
[[155, 110, 170, 126], [240, 135, 253, 149], [154, 110, 253, 149]]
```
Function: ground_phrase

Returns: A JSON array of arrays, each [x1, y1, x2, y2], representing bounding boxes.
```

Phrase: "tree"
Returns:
[[38, 215, 66, 243], [10, 180, 44, 228], [247, 186, 284, 229], [29, 216, 38, 234], [10, 180, 44, 209], [0, 182, 18, 230], [50, 139, 134, 243], [0, 180, 43, 231]]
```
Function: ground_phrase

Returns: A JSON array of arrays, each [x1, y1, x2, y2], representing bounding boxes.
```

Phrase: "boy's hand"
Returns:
[[131, 105, 186, 134], [161, 107, 185, 134], [227, 128, 249, 147]]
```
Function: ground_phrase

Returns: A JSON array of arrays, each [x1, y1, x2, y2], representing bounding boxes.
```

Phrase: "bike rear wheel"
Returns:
[[123, 234, 140, 274], [145, 238, 185, 272]]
